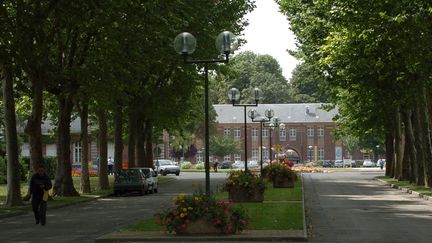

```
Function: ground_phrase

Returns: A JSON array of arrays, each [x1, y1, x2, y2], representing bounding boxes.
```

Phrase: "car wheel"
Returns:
[[114, 190, 120, 196], [154, 188, 158, 193], [139, 189, 144, 196], [176, 172, 180, 176]]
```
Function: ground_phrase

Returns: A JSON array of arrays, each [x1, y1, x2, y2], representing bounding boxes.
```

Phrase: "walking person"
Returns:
[[108, 156, 114, 175], [29, 165, 52, 226]]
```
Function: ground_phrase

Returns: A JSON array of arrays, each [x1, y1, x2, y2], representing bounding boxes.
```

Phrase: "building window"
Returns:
[[234, 153, 241, 161], [318, 147, 324, 160], [233, 128, 241, 139], [318, 127, 324, 137], [289, 128, 296, 141], [252, 149, 259, 161], [252, 128, 258, 140], [263, 149, 269, 161], [308, 146, 314, 161], [224, 154, 231, 161], [307, 127, 314, 137], [279, 128, 286, 141], [262, 128, 269, 138], [196, 151, 203, 162], [224, 128, 231, 136], [73, 142, 82, 164]]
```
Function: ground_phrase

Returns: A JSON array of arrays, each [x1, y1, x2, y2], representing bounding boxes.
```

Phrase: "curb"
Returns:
[[301, 173, 308, 240], [375, 178, 432, 201], [95, 230, 307, 242]]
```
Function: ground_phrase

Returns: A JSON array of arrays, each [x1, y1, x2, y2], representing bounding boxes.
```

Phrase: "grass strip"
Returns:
[[377, 176, 432, 196], [125, 177, 304, 231]]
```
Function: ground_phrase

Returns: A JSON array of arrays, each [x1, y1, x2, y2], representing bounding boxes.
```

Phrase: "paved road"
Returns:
[[0, 172, 227, 243], [304, 171, 432, 243]]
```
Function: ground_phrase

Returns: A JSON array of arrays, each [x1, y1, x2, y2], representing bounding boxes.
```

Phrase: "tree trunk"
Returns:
[[24, 74, 44, 172], [405, 108, 422, 185], [53, 95, 79, 196], [79, 101, 91, 193], [385, 127, 395, 177], [394, 110, 404, 180], [135, 112, 145, 167], [2, 63, 23, 206], [145, 120, 154, 168], [127, 108, 137, 168], [97, 109, 109, 190], [419, 84, 432, 187], [113, 104, 123, 171]]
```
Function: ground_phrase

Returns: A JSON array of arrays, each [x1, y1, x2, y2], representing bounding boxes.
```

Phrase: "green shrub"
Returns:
[[19, 158, 28, 182], [0, 156, 28, 182], [195, 162, 205, 170], [0, 175, 6, 184], [43, 156, 57, 179], [0, 156, 6, 176], [180, 161, 193, 169]]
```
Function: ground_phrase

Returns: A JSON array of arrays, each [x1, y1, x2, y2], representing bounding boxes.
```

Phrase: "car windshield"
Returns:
[[159, 160, 173, 166], [115, 169, 141, 182], [141, 168, 150, 176]]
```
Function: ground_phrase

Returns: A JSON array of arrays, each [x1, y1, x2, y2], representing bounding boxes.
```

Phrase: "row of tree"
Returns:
[[0, 0, 255, 206], [279, 0, 432, 185]]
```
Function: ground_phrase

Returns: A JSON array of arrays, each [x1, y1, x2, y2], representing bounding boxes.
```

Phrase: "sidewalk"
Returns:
[[95, 229, 307, 242]]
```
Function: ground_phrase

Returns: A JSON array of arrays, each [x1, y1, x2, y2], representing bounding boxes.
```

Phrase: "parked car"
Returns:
[[113, 168, 149, 196], [135, 167, 158, 193], [362, 159, 375, 167], [219, 161, 232, 169], [334, 160, 344, 167], [232, 161, 245, 169], [322, 160, 333, 168], [154, 159, 180, 176], [247, 160, 259, 168]]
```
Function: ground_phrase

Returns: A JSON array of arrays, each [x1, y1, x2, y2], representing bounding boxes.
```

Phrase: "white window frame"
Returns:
[[318, 147, 324, 160], [197, 151, 203, 162], [289, 128, 296, 141], [263, 149, 269, 161], [234, 153, 241, 161], [73, 142, 82, 164], [252, 149, 259, 161], [252, 128, 258, 140], [234, 128, 241, 139], [262, 128, 269, 138], [224, 128, 231, 136], [307, 127, 314, 137], [224, 154, 231, 161], [279, 128, 286, 141], [318, 127, 324, 137]]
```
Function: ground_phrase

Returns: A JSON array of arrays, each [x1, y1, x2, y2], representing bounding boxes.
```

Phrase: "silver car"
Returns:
[[135, 167, 158, 193], [154, 159, 180, 176], [362, 159, 375, 167]]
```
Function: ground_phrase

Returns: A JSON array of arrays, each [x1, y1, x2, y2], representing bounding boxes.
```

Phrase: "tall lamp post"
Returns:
[[308, 145, 313, 162], [228, 87, 263, 171], [263, 117, 285, 163], [174, 31, 236, 195], [248, 109, 274, 175]]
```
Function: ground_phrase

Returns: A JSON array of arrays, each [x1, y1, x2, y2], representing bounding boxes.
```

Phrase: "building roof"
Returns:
[[213, 103, 338, 124]]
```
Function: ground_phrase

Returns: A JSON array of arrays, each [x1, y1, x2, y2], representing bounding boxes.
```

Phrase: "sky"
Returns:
[[238, 0, 299, 80]]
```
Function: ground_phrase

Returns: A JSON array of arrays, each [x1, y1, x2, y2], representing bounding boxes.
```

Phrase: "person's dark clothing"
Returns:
[[29, 173, 52, 226]]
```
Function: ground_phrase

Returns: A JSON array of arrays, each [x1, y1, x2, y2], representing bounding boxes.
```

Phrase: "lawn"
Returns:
[[124, 177, 304, 232], [0, 175, 176, 216], [377, 176, 432, 196]]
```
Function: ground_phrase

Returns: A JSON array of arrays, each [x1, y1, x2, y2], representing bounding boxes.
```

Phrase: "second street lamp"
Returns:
[[174, 31, 236, 195], [248, 108, 274, 175], [228, 87, 263, 171]]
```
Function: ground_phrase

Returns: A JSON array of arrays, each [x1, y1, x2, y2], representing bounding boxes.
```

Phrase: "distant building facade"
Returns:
[[193, 103, 363, 163]]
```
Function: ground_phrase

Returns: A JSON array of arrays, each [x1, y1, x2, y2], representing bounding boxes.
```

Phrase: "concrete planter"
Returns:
[[273, 177, 295, 188], [175, 218, 222, 235], [228, 188, 264, 203]]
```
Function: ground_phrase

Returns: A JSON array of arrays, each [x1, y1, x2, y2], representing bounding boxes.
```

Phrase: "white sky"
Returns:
[[238, 0, 299, 80]]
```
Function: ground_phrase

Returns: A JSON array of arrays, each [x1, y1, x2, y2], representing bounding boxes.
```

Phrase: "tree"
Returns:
[[212, 51, 291, 104], [209, 135, 240, 158]]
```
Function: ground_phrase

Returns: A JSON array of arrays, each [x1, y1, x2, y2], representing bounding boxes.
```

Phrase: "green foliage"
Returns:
[[209, 135, 240, 158], [157, 192, 249, 234], [212, 51, 291, 104], [180, 162, 193, 170], [262, 163, 297, 182], [223, 170, 266, 193], [195, 162, 205, 170]]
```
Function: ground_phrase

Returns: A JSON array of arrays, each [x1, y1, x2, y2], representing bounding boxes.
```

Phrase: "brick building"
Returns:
[[195, 103, 360, 163]]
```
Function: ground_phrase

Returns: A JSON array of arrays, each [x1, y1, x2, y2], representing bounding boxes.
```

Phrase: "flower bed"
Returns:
[[157, 192, 249, 234], [262, 162, 297, 188], [224, 170, 266, 202]]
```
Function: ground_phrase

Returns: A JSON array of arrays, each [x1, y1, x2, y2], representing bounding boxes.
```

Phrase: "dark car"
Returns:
[[322, 160, 333, 168], [219, 161, 232, 169], [113, 169, 149, 196]]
